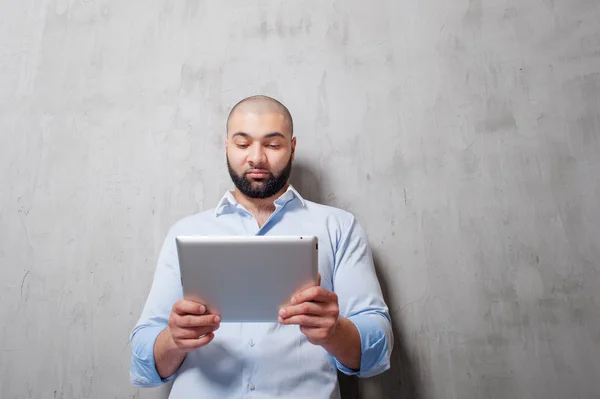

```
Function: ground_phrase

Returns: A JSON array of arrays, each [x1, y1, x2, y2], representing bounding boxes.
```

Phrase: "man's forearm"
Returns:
[[154, 327, 187, 379], [321, 317, 361, 371]]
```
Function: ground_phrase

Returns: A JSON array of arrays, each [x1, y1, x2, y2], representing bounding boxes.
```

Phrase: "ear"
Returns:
[[291, 137, 297, 161]]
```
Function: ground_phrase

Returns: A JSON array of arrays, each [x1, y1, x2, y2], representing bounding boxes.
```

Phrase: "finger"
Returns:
[[174, 324, 220, 340], [291, 286, 337, 305], [279, 302, 327, 318], [278, 314, 330, 327], [176, 314, 221, 328], [173, 300, 206, 316], [177, 332, 215, 350]]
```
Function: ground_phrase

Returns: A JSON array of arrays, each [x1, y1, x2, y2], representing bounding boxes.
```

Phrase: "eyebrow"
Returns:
[[231, 132, 287, 140]]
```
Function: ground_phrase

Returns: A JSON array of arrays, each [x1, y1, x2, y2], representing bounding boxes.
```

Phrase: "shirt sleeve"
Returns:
[[332, 215, 394, 378], [129, 226, 184, 387]]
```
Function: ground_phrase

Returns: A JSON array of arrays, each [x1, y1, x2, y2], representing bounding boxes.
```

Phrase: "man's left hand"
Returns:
[[278, 274, 340, 345]]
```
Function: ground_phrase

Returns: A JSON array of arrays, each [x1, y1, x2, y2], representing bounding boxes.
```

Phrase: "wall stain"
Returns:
[[482, 97, 517, 132]]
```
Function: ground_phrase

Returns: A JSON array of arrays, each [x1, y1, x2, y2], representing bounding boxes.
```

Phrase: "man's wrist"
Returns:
[[154, 327, 188, 380], [324, 317, 349, 345], [157, 327, 185, 359], [320, 317, 361, 371], [319, 317, 346, 350]]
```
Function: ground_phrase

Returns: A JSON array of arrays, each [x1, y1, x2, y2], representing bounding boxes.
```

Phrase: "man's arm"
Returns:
[[154, 301, 220, 378], [129, 227, 182, 387], [280, 215, 393, 377], [279, 281, 361, 370], [130, 226, 222, 386], [320, 317, 361, 370], [332, 216, 393, 377], [154, 328, 188, 379]]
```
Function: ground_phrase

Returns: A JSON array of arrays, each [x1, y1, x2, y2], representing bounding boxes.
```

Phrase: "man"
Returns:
[[130, 95, 393, 398]]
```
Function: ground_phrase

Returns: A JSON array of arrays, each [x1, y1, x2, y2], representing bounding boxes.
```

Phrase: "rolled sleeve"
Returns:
[[130, 325, 176, 387], [336, 312, 393, 377], [332, 215, 394, 378], [129, 226, 184, 388]]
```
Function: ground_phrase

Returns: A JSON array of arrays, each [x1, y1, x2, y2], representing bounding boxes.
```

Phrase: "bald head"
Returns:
[[226, 95, 293, 136]]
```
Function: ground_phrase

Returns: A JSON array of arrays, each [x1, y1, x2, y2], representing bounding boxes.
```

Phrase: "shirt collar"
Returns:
[[214, 184, 306, 217]]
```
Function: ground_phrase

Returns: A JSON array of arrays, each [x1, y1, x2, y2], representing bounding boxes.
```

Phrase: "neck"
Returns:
[[232, 183, 289, 214]]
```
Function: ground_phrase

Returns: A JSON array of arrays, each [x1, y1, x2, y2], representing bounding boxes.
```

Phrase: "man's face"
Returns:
[[226, 111, 296, 199]]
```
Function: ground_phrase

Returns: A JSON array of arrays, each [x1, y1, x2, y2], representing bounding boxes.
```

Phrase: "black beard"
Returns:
[[226, 155, 293, 199]]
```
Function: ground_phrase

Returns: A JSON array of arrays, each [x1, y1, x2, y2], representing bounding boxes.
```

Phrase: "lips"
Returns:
[[246, 169, 270, 178]]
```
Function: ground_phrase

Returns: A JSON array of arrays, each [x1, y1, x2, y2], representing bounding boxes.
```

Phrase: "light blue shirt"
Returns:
[[130, 185, 393, 399]]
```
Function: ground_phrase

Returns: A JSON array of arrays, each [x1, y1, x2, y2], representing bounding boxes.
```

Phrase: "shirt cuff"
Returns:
[[335, 313, 391, 378], [130, 325, 177, 387]]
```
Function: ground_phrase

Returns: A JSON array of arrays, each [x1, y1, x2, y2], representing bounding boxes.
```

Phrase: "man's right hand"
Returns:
[[167, 299, 221, 353]]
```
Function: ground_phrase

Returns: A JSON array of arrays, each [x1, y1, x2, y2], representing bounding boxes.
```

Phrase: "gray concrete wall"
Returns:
[[1, 0, 599, 398]]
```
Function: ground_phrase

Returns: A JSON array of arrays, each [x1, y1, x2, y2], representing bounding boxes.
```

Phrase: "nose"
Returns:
[[248, 143, 266, 166]]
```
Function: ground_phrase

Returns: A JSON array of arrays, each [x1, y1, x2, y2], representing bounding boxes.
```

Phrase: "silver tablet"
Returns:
[[175, 236, 319, 322]]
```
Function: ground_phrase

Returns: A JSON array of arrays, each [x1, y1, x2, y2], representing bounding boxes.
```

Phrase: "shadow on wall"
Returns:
[[159, 381, 173, 398], [289, 159, 324, 204], [291, 161, 425, 399]]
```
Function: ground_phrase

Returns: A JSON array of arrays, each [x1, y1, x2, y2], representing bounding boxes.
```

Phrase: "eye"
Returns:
[[236, 143, 249, 149], [267, 144, 281, 149]]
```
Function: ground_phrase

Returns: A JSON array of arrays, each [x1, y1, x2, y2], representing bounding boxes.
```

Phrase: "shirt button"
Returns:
[[249, 339, 255, 347], [249, 382, 255, 391]]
